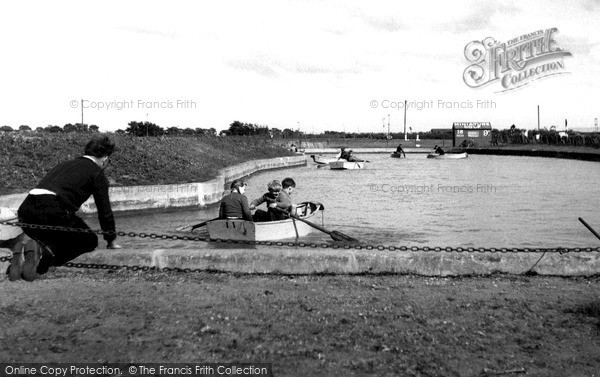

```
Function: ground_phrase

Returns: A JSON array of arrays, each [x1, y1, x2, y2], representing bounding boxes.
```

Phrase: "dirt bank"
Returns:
[[1, 269, 599, 376], [0, 133, 295, 195]]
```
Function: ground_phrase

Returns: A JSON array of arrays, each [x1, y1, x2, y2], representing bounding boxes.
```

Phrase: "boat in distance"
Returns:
[[426, 152, 468, 159], [201, 202, 325, 241], [310, 153, 341, 165], [329, 161, 366, 170]]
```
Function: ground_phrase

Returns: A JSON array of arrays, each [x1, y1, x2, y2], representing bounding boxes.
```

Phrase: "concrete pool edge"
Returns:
[[17, 247, 599, 277], [0, 155, 307, 215]]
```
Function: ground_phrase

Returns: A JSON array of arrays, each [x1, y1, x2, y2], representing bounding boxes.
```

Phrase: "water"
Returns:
[[91, 154, 600, 249]]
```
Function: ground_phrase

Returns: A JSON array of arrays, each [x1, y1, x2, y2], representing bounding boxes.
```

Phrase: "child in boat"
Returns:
[[395, 144, 406, 158], [433, 145, 445, 155], [339, 147, 350, 161], [250, 180, 281, 222], [345, 150, 364, 162], [219, 179, 253, 221], [271, 177, 297, 220]]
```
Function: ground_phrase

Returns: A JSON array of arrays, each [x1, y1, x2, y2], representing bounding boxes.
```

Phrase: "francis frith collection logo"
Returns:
[[463, 27, 572, 92]]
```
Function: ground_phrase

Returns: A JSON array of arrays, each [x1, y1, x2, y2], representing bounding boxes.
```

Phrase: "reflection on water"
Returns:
[[89, 154, 600, 249]]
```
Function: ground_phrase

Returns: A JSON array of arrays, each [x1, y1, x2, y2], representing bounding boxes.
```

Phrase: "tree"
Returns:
[[125, 121, 164, 136], [228, 121, 251, 135], [63, 123, 78, 132], [45, 125, 62, 133], [89, 125, 99, 132], [271, 128, 283, 138], [18, 125, 31, 132], [0, 125, 14, 132], [166, 127, 182, 136]]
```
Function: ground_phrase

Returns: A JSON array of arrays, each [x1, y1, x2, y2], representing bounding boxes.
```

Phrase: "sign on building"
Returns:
[[452, 122, 492, 147]]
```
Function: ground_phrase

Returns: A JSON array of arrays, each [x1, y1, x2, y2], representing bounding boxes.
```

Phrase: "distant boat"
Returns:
[[329, 161, 365, 170], [390, 152, 405, 158], [203, 202, 324, 241], [310, 153, 341, 165], [427, 152, 468, 159]]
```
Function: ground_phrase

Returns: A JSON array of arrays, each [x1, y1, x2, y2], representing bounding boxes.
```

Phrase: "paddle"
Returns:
[[176, 217, 219, 231], [579, 217, 600, 241], [274, 208, 359, 243]]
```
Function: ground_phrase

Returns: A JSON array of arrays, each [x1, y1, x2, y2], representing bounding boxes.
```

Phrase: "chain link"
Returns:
[[1, 220, 599, 272]]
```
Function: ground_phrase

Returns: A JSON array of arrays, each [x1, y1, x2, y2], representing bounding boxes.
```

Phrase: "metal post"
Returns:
[[403, 100, 407, 140]]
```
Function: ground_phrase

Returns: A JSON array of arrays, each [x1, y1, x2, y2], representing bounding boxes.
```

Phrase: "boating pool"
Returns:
[[88, 154, 600, 249]]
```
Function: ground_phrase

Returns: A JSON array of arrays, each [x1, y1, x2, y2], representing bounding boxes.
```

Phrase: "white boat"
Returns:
[[203, 202, 324, 241], [329, 160, 365, 170], [310, 153, 341, 165], [427, 152, 468, 159]]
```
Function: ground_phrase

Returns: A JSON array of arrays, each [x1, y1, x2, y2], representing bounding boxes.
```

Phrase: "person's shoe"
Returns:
[[36, 243, 54, 275], [7, 239, 25, 281], [7, 253, 24, 281], [21, 238, 42, 282]]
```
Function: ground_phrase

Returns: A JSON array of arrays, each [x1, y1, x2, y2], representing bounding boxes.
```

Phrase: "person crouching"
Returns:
[[12, 134, 121, 282]]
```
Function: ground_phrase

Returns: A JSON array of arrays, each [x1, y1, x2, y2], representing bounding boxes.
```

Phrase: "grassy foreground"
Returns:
[[1, 269, 599, 376], [0, 133, 295, 195]]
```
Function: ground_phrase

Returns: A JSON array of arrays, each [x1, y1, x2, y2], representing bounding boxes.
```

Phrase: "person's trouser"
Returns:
[[253, 209, 275, 222], [18, 194, 98, 273]]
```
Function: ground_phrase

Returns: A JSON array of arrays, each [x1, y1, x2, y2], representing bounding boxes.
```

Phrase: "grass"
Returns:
[[0, 133, 296, 195]]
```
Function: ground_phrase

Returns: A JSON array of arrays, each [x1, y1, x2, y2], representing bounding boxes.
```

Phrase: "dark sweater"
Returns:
[[250, 192, 278, 208], [36, 157, 116, 241], [219, 192, 252, 220]]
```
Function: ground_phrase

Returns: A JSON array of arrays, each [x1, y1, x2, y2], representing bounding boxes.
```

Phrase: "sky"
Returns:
[[1, 0, 599, 134]]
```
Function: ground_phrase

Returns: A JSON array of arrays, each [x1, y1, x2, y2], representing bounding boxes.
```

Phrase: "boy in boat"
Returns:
[[338, 147, 350, 161], [249, 180, 281, 222], [272, 177, 297, 220], [395, 144, 406, 158], [219, 179, 253, 221], [345, 150, 364, 162]]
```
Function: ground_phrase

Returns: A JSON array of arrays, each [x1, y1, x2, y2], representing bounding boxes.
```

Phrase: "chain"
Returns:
[[1, 220, 599, 272], [1, 220, 599, 253]]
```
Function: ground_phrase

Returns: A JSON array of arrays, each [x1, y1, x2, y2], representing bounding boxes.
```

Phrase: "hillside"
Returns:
[[0, 133, 296, 195]]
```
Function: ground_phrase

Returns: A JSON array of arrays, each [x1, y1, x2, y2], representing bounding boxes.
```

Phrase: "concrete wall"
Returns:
[[0, 155, 306, 215]]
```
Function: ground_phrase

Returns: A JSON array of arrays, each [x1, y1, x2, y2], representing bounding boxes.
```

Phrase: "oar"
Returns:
[[176, 217, 219, 231], [579, 217, 600, 241], [275, 208, 359, 243]]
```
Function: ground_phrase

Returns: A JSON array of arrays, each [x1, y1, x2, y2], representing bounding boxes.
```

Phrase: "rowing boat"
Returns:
[[390, 152, 405, 158], [310, 153, 341, 165], [203, 202, 324, 241], [329, 161, 365, 170], [426, 152, 468, 159]]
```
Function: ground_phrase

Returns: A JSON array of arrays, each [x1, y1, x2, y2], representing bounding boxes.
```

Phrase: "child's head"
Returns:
[[282, 177, 296, 194], [267, 180, 282, 195], [230, 179, 247, 194]]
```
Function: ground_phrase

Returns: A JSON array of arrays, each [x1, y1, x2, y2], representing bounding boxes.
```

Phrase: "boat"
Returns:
[[0, 207, 22, 240], [390, 152, 405, 158], [201, 202, 325, 241], [310, 153, 341, 165], [426, 152, 468, 159], [329, 160, 365, 170]]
